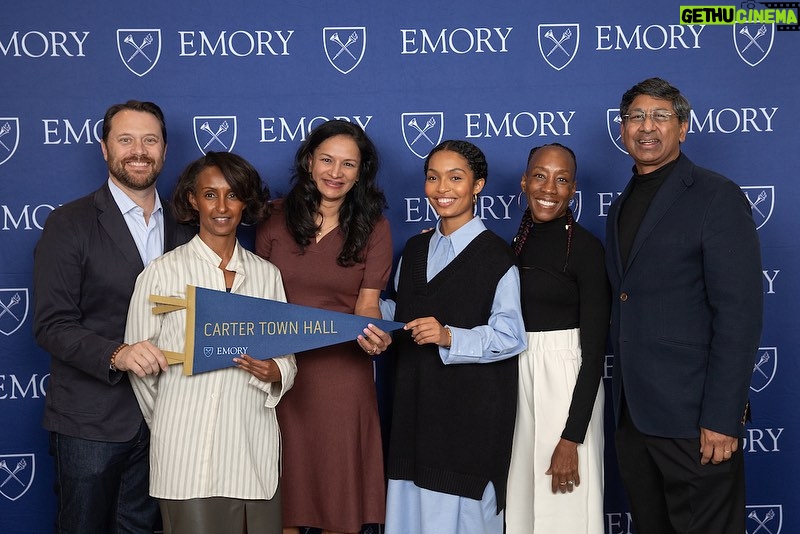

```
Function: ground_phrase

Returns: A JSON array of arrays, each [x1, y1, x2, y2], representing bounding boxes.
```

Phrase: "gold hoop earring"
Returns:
[[473, 194, 478, 205]]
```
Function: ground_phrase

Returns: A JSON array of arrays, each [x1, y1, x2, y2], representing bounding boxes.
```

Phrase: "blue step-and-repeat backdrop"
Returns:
[[2, 1, 798, 532]]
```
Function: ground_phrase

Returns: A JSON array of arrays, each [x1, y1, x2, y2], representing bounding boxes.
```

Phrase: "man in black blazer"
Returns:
[[33, 101, 194, 533], [606, 78, 763, 534]]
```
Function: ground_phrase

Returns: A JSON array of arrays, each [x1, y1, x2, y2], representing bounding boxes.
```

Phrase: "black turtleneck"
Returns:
[[517, 215, 611, 443], [617, 155, 681, 268]]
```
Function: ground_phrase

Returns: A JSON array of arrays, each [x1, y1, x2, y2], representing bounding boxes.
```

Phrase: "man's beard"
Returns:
[[109, 155, 162, 191]]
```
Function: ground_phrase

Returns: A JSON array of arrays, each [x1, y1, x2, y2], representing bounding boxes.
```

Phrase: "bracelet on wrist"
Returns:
[[109, 343, 128, 372]]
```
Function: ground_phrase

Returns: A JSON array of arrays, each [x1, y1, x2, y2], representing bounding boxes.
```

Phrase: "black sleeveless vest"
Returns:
[[388, 229, 519, 512]]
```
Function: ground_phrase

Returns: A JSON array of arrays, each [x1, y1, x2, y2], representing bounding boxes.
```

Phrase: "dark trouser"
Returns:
[[159, 492, 282, 534], [50, 420, 159, 534], [615, 404, 745, 534]]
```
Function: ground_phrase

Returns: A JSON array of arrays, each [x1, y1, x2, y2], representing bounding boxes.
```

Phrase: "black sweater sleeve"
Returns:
[[562, 230, 611, 443]]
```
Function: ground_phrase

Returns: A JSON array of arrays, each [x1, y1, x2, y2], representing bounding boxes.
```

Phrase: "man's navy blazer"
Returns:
[[605, 154, 763, 439], [33, 183, 195, 442]]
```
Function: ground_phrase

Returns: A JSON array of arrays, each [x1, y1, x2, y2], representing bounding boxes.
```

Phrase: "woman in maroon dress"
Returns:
[[255, 120, 392, 534]]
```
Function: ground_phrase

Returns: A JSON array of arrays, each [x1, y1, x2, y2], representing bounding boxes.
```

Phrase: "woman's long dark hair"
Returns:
[[285, 119, 387, 266]]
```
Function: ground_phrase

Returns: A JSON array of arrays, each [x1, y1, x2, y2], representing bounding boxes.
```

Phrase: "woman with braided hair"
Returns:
[[505, 143, 610, 533]]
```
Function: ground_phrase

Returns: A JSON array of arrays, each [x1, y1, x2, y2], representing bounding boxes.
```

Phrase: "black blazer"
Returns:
[[605, 154, 763, 439], [33, 184, 195, 442]]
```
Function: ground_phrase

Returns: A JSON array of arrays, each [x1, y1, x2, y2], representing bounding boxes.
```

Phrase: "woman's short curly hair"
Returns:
[[172, 151, 270, 226]]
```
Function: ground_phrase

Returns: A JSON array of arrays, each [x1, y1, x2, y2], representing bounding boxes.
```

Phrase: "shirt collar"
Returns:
[[107, 178, 162, 215], [431, 216, 486, 256], [188, 234, 245, 273]]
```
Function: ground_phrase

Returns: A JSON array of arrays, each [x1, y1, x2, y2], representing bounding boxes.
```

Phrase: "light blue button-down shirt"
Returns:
[[381, 216, 526, 364], [107, 178, 164, 266]]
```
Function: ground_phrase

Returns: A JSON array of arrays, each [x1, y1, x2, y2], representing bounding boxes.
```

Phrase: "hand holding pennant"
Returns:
[[149, 285, 405, 375]]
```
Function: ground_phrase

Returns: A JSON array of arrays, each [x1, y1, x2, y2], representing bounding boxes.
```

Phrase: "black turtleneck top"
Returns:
[[617, 156, 681, 268], [517, 215, 611, 443]]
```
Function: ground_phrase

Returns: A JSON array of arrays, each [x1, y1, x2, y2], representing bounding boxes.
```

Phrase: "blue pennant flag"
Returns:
[[151, 285, 405, 375]]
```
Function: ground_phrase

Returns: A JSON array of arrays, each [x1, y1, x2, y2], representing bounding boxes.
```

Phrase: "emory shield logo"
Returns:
[[402, 112, 444, 160], [323, 27, 366, 74], [741, 186, 774, 229], [569, 191, 582, 222], [734, 23, 774, 67], [751, 347, 777, 393], [606, 109, 627, 154], [0, 454, 35, 501], [117, 29, 162, 77], [538, 24, 580, 71], [0, 118, 20, 167], [193, 116, 238, 154], [0, 289, 29, 337], [746, 504, 782, 534], [204, 347, 214, 358]]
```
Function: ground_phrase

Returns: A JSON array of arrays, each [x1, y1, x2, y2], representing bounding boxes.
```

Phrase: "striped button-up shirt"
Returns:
[[125, 235, 296, 500]]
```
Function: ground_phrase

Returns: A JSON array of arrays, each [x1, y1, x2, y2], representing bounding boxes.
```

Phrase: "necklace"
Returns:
[[315, 214, 339, 237]]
